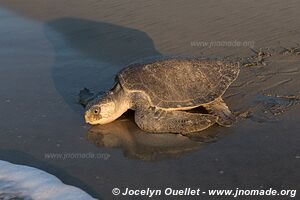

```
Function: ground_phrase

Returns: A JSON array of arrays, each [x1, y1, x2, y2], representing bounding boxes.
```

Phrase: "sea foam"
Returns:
[[0, 160, 96, 200]]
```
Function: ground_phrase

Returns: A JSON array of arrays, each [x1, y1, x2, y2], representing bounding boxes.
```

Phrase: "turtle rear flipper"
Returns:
[[204, 97, 236, 127]]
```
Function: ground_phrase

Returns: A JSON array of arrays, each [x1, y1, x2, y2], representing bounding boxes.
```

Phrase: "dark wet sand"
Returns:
[[0, 1, 299, 199]]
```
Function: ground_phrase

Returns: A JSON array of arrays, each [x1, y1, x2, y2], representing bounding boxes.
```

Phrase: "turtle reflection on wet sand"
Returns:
[[86, 112, 220, 161], [81, 56, 240, 134]]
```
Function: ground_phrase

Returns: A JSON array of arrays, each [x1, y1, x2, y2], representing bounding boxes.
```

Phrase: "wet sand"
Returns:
[[0, 0, 299, 199]]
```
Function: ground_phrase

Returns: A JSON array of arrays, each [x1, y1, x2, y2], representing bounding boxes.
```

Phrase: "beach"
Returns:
[[0, 0, 299, 199]]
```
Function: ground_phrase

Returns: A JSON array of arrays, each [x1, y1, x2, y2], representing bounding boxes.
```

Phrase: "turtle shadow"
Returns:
[[44, 18, 161, 113], [0, 149, 101, 199]]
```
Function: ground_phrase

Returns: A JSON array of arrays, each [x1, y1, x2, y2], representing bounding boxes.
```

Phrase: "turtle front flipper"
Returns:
[[204, 97, 236, 127], [134, 107, 217, 134], [78, 88, 95, 107]]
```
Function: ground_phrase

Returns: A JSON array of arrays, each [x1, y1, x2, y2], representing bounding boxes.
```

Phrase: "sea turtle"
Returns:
[[83, 56, 240, 134]]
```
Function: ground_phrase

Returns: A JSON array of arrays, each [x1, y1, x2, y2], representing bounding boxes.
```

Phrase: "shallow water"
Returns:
[[0, 1, 300, 199]]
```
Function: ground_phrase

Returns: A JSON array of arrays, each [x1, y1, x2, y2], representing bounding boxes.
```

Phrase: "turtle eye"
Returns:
[[93, 107, 101, 115]]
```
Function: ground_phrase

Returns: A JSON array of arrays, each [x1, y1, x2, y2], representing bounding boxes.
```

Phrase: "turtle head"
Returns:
[[85, 95, 116, 125], [84, 83, 130, 125]]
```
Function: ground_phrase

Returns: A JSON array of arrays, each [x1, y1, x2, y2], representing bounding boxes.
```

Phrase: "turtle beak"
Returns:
[[84, 114, 91, 124], [84, 111, 103, 125], [84, 111, 94, 124], [85, 115, 98, 125]]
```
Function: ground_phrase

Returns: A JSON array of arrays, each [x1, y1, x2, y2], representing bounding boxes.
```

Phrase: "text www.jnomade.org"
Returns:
[[44, 152, 110, 160], [111, 187, 297, 198], [190, 40, 255, 48]]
